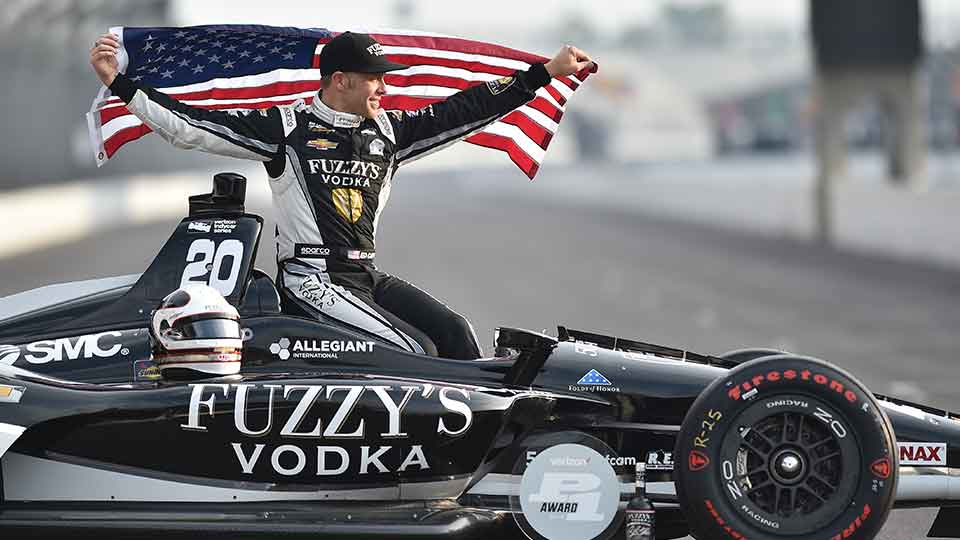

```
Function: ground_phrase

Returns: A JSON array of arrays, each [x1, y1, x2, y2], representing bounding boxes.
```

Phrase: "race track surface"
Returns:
[[1, 166, 956, 539]]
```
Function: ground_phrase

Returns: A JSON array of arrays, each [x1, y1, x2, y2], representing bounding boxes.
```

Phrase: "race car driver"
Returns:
[[90, 31, 593, 359]]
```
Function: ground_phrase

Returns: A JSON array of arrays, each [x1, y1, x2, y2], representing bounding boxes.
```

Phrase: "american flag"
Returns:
[[87, 25, 597, 179]]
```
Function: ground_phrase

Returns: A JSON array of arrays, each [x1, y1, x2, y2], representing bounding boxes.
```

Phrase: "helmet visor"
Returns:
[[178, 318, 242, 339]]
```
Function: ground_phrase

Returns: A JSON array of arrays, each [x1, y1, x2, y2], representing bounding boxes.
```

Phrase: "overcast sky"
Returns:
[[175, 1, 805, 31], [174, 0, 960, 37]]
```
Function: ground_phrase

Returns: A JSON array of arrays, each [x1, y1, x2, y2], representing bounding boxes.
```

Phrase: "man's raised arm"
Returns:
[[389, 45, 593, 167], [91, 33, 287, 163]]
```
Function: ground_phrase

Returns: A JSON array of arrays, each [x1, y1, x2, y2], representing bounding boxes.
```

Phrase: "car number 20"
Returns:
[[180, 239, 244, 296]]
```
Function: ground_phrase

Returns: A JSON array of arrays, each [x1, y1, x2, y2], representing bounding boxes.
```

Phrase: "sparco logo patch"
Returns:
[[295, 245, 331, 258], [898, 442, 946, 466], [18, 332, 127, 364]]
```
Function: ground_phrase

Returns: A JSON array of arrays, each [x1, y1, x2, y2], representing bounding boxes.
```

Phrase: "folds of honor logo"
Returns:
[[569, 369, 620, 393]]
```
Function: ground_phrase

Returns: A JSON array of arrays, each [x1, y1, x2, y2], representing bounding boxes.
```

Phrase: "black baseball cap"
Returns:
[[319, 32, 408, 76]]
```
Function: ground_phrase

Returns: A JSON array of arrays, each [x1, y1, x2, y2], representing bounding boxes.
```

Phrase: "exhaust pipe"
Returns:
[[897, 467, 960, 501]]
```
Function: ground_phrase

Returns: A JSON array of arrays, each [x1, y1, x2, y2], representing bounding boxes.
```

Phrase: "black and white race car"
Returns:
[[0, 173, 958, 540]]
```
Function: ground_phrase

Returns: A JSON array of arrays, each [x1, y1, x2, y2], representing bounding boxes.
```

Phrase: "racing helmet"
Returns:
[[150, 284, 243, 378]]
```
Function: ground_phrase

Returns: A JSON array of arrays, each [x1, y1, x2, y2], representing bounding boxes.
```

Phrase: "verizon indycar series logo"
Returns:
[[0, 332, 129, 365], [188, 220, 237, 234], [181, 383, 473, 478], [269, 338, 375, 360]]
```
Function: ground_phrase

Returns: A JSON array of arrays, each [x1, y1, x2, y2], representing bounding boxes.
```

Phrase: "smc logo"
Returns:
[[0, 332, 125, 365]]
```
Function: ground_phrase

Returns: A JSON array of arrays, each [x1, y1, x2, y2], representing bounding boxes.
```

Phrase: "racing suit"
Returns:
[[108, 63, 552, 359]]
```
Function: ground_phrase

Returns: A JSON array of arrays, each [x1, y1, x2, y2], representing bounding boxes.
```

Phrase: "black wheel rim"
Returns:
[[718, 394, 861, 535]]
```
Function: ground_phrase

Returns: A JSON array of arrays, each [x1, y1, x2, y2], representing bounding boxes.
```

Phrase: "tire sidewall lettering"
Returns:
[[675, 356, 897, 540]]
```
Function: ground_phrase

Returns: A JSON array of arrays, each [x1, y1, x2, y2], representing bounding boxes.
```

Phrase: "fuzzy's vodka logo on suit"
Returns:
[[180, 383, 473, 477]]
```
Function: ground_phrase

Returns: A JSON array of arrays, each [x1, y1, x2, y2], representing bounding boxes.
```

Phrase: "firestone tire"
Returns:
[[674, 355, 897, 540]]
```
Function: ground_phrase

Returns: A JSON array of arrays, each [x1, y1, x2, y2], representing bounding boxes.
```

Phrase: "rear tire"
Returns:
[[674, 355, 897, 540]]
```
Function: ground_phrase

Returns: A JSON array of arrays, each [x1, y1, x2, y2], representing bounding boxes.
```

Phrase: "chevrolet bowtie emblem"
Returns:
[[307, 138, 339, 151]]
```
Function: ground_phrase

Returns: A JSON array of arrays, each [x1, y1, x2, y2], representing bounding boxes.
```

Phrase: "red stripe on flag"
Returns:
[[103, 80, 322, 104], [381, 95, 447, 110], [162, 80, 322, 102], [500, 111, 553, 150], [575, 63, 599, 81], [99, 105, 131, 126], [385, 54, 517, 77], [543, 84, 567, 107], [385, 73, 483, 91], [526, 97, 564, 123], [555, 77, 579, 91], [366, 33, 548, 65], [104, 124, 153, 158], [466, 132, 539, 179], [312, 37, 330, 67]]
